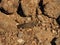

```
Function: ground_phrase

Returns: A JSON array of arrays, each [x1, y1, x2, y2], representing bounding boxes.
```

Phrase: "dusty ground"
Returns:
[[0, 0, 60, 45]]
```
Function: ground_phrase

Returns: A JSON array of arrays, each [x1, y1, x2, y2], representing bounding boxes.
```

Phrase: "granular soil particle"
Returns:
[[0, 0, 60, 45]]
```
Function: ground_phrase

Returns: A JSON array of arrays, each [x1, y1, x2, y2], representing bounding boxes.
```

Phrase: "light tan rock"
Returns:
[[1, 0, 19, 13], [21, 0, 39, 16], [44, 0, 60, 18]]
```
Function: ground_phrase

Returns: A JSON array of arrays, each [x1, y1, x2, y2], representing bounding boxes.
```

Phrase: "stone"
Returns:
[[1, 0, 19, 13], [17, 39, 25, 44]]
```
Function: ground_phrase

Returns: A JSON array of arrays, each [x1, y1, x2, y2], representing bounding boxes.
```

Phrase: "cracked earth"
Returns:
[[0, 0, 60, 45]]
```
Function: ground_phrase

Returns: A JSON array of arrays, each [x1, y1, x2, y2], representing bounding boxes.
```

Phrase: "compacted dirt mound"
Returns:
[[0, 0, 60, 45]]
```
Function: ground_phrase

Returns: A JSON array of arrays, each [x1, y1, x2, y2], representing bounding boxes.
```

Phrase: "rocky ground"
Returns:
[[0, 0, 60, 45]]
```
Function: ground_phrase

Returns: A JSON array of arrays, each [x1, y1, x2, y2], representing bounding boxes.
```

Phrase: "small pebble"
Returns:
[[18, 32, 24, 38], [52, 30, 57, 34], [16, 23, 19, 25], [17, 39, 25, 44], [25, 17, 31, 23]]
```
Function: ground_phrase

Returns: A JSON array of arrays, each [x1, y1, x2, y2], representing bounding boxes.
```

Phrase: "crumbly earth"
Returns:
[[0, 0, 60, 45]]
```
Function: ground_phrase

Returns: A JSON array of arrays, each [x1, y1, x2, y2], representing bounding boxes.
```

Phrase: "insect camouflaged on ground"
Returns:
[[17, 21, 38, 29]]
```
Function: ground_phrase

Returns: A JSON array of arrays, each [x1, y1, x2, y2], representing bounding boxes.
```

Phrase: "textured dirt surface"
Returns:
[[0, 0, 60, 45]]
